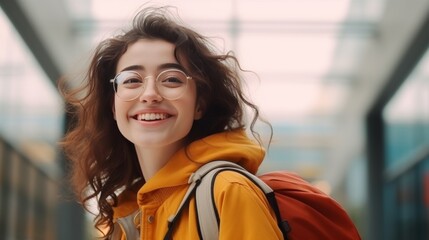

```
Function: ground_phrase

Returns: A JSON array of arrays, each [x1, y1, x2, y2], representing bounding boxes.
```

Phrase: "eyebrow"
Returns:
[[119, 63, 186, 73]]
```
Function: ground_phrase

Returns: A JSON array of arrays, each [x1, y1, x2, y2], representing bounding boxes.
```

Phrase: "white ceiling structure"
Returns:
[[1, 0, 429, 194]]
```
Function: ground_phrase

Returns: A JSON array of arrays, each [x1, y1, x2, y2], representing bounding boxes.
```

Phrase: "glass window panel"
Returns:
[[383, 48, 429, 167], [419, 159, 429, 239], [398, 172, 418, 240], [0, 7, 63, 173], [420, 157, 429, 239], [383, 182, 398, 239]]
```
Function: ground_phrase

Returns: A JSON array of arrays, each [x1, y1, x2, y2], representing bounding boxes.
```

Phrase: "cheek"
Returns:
[[113, 99, 129, 125], [176, 104, 198, 138], [184, 101, 200, 125]]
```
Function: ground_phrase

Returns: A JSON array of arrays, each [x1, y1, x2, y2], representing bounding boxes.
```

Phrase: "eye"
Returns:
[[122, 77, 142, 84], [116, 72, 143, 88], [160, 76, 185, 87], [158, 70, 188, 88], [164, 76, 183, 83]]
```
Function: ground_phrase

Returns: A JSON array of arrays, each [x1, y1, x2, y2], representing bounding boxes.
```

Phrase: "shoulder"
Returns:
[[213, 170, 256, 187], [208, 170, 279, 231], [211, 170, 267, 203]]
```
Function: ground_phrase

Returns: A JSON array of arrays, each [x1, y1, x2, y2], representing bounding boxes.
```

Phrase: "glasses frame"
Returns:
[[110, 68, 192, 101]]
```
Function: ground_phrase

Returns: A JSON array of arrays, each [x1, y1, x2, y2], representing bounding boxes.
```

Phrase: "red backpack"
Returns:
[[164, 161, 362, 240], [113, 161, 362, 239]]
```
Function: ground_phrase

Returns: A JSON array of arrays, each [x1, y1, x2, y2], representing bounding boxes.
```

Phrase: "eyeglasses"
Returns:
[[110, 69, 191, 101]]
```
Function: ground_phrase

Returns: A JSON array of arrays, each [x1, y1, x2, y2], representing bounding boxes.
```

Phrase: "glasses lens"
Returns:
[[112, 69, 189, 101], [156, 70, 188, 100], [113, 71, 144, 100]]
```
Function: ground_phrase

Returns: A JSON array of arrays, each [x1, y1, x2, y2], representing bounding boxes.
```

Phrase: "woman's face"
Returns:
[[113, 39, 202, 150]]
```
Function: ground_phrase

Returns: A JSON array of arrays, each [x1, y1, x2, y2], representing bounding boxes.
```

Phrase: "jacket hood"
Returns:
[[113, 129, 265, 219], [138, 129, 265, 195]]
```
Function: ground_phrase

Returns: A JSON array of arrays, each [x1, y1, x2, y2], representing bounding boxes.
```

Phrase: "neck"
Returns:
[[134, 144, 182, 180]]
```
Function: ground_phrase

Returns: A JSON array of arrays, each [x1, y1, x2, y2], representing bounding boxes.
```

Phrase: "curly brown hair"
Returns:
[[60, 6, 271, 237]]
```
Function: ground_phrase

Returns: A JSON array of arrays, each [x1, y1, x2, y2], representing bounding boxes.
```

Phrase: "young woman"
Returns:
[[62, 7, 283, 239]]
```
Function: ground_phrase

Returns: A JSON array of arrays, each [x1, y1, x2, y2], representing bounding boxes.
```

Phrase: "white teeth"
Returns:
[[137, 113, 168, 121]]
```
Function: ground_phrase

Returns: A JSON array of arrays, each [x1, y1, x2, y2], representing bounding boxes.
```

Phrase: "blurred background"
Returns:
[[0, 0, 428, 239]]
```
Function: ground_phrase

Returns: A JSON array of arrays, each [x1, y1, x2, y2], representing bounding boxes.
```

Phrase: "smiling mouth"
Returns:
[[134, 113, 171, 121]]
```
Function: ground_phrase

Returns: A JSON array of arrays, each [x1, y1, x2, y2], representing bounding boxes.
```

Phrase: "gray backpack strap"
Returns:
[[165, 171, 204, 225], [111, 172, 208, 240], [110, 210, 140, 240], [164, 165, 214, 240], [111, 161, 273, 240], [193, 161, 274, 240]]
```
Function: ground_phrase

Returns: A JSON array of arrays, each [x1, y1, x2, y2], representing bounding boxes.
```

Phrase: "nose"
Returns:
[[138, 76, 163, 103]]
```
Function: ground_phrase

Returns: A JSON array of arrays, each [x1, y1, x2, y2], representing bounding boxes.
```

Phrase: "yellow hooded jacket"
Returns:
[[112, 130, 283, 239]]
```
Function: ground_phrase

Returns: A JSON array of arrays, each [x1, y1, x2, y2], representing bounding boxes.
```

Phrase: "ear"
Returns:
[[194, 103, 204, 120], [112, 104, 116, 120]]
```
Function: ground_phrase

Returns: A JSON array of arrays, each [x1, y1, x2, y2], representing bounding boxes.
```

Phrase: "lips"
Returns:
[[134, 113, 171, 121]]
